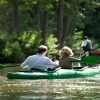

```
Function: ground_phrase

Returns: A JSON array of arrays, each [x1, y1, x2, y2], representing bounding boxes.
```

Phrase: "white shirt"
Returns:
[[20, 54, 57, 71], [82, 39, 92, 48]]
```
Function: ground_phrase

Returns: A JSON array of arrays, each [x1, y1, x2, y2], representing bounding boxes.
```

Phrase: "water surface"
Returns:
[[0, 67, 100, 100]]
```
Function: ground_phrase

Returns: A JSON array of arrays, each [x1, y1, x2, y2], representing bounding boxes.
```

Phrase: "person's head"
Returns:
[[38, 45, 48, 55], [83, 36, 88, 40], [59, 46, 74, 58]]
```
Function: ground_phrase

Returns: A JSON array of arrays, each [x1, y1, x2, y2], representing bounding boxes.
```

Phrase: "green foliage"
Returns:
[[64, 31, 83, 57], [19, 30, 41, 56], [83, 10, 100, 39], [0, 31, 59, 62], [64, 31, 96, 57], [0, 3, 13, 34], [0, 0, 100, 63], [19, 4, 38, 32], [0, 34, 25, 62], [0, 35, 6, 57], [46, 34, 58, 60], [19, 32, 58, 60], [38, 0, 53, 11], [0, 0, 8, 4], [77, 0, 100, 39], [4, 41, 25, 62]]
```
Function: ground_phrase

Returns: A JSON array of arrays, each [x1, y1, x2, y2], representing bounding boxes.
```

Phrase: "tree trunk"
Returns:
[[60, 16, 70, 48], [68, 20, 75, 35], [56, 0, 64, 47], [38, 10, 48, 45], [38, 10, 44, 32], [37, 0, 48, 45], [41, 11, 48, 45], [59, 0, 76, 48], [12, 0, 19, 34]]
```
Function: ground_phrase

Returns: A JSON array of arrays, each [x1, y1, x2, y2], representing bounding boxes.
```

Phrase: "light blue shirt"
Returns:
[[21, 54, 57, 71]]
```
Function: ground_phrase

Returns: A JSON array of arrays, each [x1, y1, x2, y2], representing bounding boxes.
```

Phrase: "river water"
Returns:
[[0, 67, 100, 100]]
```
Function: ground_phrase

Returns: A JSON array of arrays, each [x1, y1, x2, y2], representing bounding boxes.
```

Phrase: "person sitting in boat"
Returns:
[[20, 45, 59, 71], [59, 46, 80, 69], [81, 36, 92, 57]]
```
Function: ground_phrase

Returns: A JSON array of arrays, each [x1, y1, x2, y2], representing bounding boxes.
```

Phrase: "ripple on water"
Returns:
[[0, 75, 100, 99]]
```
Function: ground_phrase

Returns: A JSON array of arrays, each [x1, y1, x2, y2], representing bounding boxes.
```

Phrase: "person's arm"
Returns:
[[46, 58, 58, 68], [54, 60, 59, 66], [82, 40, 87, 47], [20, 57, 29, 69]]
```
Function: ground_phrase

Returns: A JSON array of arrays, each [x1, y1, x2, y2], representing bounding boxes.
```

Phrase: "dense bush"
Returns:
[[0, 31, 96, 63], [0, 32, 59, 62], [47, 34, 58, 60], [3, 41, 25, 63], [64, 31, 84, 58], [0, 34, 25, 63]]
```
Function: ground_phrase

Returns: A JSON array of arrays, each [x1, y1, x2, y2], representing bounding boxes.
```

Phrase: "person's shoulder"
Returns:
[[44, 56, 53, 61], [27, 55, 35, 58], [87, 39, 91, 41], [44, 56, 51, 59], [85, 39, 90, 43]]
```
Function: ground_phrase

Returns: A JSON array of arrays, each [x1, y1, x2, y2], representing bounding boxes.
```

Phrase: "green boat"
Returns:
[[7, 66, 100, 79], [0, 56, 99, 79]]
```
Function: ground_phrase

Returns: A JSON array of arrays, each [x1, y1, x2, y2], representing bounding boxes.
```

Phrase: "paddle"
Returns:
[[69, 55, 100, 64], [0, 64, 20, 70], [81, 55, 100, 64]]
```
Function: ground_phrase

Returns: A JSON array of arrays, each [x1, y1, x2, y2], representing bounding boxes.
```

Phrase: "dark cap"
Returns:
[[84, 36, 88, 40]]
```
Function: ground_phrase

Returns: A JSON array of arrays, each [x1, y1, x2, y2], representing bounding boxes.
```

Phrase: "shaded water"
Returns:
[[0, 67, 100, 100]]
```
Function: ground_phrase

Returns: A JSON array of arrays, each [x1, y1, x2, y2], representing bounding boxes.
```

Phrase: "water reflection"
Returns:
[[0, 67, 100, 100]]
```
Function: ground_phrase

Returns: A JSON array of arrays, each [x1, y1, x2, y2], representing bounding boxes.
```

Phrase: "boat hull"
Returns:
[[7, 67, 100, 79]]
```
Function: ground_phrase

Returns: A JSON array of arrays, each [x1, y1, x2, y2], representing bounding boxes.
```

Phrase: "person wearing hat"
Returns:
[[81, 36, 92, 56]]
